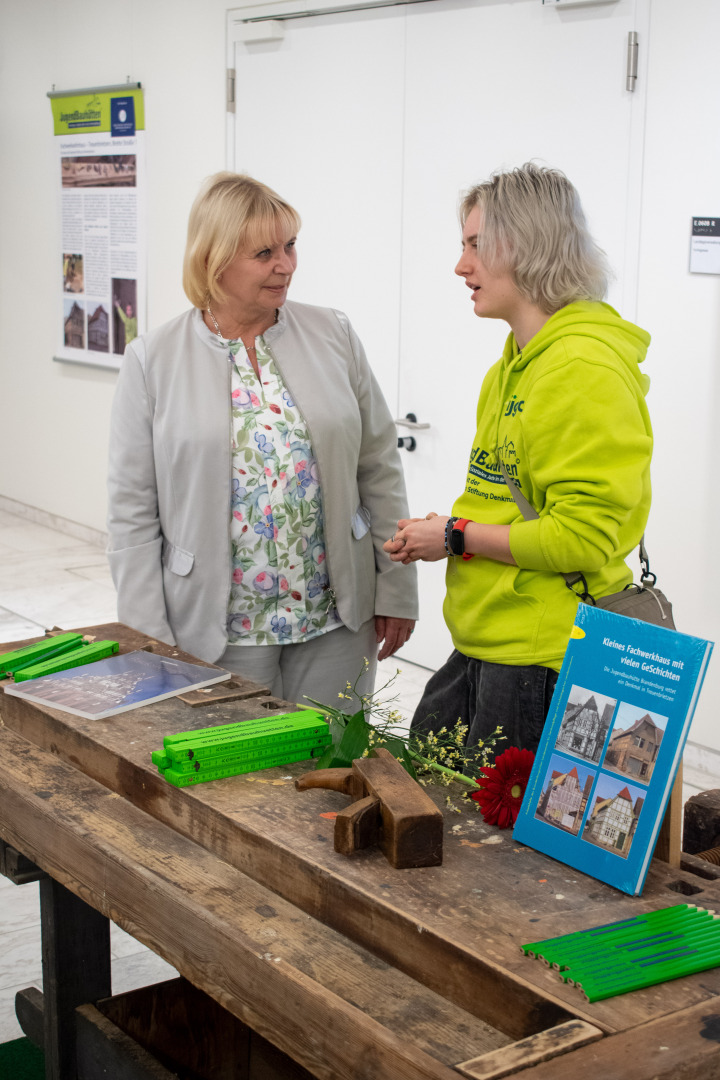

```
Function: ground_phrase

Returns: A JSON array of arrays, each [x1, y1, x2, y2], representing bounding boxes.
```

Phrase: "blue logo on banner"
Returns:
[[111, 97, 136, 137]]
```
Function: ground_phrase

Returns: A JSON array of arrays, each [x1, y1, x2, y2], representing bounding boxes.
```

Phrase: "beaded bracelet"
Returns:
[[444, 517, 457, 556]]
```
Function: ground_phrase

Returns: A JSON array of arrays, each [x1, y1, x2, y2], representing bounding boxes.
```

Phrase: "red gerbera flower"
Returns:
[[470, 746, 535, 829]]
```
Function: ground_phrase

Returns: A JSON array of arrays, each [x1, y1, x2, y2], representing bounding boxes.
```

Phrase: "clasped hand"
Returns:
[[382, 512, 449, 565]]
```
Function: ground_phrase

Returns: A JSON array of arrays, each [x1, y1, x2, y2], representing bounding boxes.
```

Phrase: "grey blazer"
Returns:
[[107, 303, 418, 662]]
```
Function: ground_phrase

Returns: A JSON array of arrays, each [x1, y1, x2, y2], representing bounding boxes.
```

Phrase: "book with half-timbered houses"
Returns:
[[513, 603, 713, 895]]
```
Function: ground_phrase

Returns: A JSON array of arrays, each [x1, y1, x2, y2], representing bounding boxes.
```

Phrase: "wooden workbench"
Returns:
[[2, 622, 720, 1079]]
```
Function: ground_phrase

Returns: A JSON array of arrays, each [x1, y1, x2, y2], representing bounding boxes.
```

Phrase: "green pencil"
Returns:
[[564, 911, 716, 958], [542, 909, 714, 968], [579, 945, 720, 1001], [562, 921, 720, 982], [578, 937, 720, 982], [528, 904, 701, 962]]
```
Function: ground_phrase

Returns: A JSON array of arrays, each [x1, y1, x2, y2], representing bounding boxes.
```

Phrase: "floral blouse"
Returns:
[[226, 334, 340, 646]]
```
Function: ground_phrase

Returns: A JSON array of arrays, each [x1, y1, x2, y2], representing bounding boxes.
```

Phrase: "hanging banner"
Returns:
[[49, 84, 146, 368]]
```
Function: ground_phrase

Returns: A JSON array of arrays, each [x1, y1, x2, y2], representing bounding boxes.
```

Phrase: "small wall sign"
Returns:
[[690, 218, 720, 275]]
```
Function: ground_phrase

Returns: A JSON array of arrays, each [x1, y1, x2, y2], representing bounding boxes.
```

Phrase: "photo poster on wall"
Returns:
[[49, 84, 146, 370], [513, 604, 713, 896]]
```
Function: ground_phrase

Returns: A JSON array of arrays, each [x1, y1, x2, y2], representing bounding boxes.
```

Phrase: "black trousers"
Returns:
[[411, 650, 558, 755]]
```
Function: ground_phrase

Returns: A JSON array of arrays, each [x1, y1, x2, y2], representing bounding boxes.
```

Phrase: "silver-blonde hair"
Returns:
[[460, 163, 610, 314], [182, 172, 301, 309]]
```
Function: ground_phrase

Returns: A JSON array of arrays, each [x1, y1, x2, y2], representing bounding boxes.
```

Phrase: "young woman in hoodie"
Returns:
[[384, 162, 652, 753]]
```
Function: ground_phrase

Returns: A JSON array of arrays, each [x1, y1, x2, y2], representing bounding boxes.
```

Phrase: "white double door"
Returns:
[[232, 0, 647, 669]]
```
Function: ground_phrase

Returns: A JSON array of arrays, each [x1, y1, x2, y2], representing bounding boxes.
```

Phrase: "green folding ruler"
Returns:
[[13, 641, 120, 682], [153, 732, 332, 775], [0, 633, 85, 676], [160, 744, 329, 787], [163, 710, 331, 761], [153, 710, 331, 786]]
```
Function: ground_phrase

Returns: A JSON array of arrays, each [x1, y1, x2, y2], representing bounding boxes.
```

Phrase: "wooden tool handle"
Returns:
[[295, 768, 355, 794]]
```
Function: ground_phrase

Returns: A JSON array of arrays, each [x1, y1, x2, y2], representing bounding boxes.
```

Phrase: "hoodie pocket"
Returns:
[[162, 541, 195, 577]]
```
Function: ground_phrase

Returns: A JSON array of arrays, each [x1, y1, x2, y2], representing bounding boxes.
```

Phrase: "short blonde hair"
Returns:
[[460, 163, 610, 314], [182, 172, 301, 308]]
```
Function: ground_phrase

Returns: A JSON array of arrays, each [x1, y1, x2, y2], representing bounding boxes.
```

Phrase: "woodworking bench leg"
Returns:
[[39, 876, 112, 1080]]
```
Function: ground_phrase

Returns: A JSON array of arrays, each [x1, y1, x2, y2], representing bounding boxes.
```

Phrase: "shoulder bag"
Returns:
[[498, 463, 675, 630]]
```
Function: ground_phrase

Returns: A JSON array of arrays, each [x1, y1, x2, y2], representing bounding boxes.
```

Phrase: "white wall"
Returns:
[[1, 0, 719, 748], [0, 0, 232, 533], [635, 0, 720, 750]]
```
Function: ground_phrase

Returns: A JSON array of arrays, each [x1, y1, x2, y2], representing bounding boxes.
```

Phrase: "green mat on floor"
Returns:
[[0, 1037, 45, 1079]]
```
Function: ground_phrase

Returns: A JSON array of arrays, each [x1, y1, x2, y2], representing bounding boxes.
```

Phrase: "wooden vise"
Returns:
[[295, 747, 443, 869]]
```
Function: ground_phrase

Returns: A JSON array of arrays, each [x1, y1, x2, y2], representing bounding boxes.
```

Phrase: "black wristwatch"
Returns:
[[448, 517, 471, 557]]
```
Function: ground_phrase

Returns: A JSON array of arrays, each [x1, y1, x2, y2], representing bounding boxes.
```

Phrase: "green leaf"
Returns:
[[328, 718, 350, 747], [313, 710, 369, 769], [312, 744, 349, 770], [334, 709, 372, 764], [401, 743, 417, 779], [303, 697, 347, 724]]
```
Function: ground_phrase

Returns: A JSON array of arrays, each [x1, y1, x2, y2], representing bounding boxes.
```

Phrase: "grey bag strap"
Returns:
[[497, 461, 537, 520], [498, 460, 643, 600]]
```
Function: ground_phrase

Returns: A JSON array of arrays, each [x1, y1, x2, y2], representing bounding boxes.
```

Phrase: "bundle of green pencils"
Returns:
[[151, 709, 331, 787], [522, 903, 720, 1002]]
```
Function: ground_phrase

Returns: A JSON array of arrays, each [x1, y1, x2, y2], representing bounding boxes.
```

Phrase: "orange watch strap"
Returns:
[[454, 518, 474, 560]]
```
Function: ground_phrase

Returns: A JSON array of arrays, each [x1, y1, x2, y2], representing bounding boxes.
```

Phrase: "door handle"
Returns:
[[394, 413, 431, 430], [394, 413, 429, 452]]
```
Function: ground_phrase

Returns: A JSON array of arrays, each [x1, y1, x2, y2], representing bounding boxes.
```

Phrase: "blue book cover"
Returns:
[[512, 604, 713, 896]]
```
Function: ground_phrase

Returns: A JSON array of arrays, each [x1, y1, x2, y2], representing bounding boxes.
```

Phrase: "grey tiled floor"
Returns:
[[0, 507, 432, 1043]]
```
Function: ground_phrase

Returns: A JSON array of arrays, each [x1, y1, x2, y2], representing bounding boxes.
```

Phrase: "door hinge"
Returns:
[[626, 31, 638, 92], [227, 68, 236, 113]]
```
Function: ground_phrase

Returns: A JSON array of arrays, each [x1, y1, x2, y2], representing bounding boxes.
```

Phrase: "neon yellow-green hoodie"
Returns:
[[445, 300, 652, 671]]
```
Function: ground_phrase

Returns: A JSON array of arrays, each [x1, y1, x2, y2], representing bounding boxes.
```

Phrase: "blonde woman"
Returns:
[[385, 163, 652, 752], [108, 172, 416, 704]]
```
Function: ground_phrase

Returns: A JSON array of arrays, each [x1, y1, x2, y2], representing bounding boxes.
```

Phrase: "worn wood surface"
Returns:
[[98, 978, 250, 1080], [655, 761, 683, 866], [0, 840, 45, 884], [2, 621, 720, 1080], [176, 674, 270, 708], [456, 1020, 603, 1080], [486, 999, 720, 1080], [75, 1004, 179, 1080], [98, 977, 315, 1080], [40, 874, 112, 1080], [15, 985, 44, 1048], [0, 725, 513, 1080], [1, 623, 717, 1042]]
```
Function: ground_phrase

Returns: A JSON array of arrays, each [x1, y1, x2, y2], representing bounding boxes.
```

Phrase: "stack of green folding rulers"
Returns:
[[522, 902, 720, 1001], [0, 632, 119, 682], [152, 709, 332, 787]]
